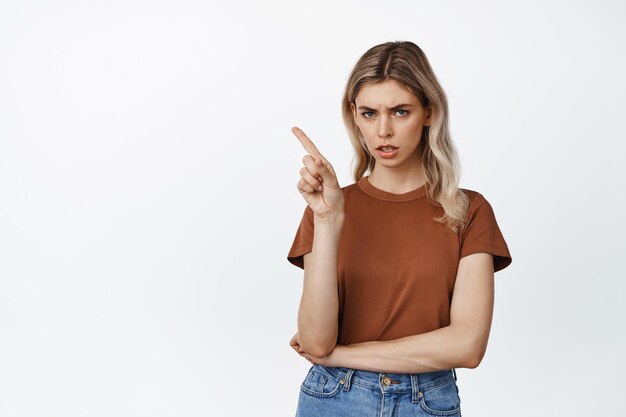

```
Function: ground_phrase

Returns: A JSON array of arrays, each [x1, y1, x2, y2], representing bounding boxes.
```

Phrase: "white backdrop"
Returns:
[[1, 1, 625, 416]]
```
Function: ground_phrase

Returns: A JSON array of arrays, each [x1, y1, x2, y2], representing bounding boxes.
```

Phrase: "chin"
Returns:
[[373, 155, 403, 165]]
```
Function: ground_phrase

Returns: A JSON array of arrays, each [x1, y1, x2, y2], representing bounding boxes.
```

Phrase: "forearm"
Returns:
[[297, 213, 344, 357], [321, 324, 480, 373]]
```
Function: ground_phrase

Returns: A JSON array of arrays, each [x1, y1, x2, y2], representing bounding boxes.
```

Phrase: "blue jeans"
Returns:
[[295, 364, 462, 417]]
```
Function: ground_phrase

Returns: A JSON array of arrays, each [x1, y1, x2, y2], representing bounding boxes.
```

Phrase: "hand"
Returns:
[[289, 331, 344, 367], [289, 331, 315, 365], [292, 126, 344, 219]]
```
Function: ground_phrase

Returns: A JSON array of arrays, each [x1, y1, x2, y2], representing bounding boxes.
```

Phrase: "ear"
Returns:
[[424, 105, 434, 126], [350, 102, 357, 121]]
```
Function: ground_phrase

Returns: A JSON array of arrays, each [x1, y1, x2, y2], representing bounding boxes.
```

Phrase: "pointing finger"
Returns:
[[292, 126, 323, 158], [314, 157, 340, 188]]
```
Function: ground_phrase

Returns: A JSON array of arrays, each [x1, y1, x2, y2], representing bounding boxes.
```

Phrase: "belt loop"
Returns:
[[342, 368, 355, 391], [410, 373, 421, 403], [452, 368, 457, 381]]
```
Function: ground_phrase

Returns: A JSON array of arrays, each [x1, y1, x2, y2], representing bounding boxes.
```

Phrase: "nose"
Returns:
[[377, 116, 392, 139]]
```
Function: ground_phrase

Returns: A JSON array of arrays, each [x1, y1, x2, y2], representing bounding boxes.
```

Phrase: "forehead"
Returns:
[[354, 79, 418, 107]]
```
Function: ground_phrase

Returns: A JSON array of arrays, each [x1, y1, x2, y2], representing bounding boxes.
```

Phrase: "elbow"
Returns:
[[464, 352, 483, 369], [463, 340, 487, 369], [300, 339, 336, 358], [302, 342, 336, 358], [312, 346, 336, 358], [297, 325, 338, 358]]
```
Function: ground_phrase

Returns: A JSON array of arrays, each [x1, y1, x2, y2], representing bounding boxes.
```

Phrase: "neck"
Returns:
[[368, 161, 426, 194]]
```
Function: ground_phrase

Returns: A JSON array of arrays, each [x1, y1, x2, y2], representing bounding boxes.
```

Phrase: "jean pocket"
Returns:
[[418, 376, 461, 416], [300, 364, 343, 398]]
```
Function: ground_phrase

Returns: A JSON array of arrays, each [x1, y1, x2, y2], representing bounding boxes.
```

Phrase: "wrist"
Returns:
[[313, 214, 344, 234], [313, 212, 344, 225]]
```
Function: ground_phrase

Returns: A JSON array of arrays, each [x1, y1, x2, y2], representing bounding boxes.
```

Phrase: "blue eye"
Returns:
[[361, 109, 408, 118]]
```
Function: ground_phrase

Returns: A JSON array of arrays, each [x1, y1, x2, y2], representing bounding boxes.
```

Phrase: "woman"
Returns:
[[287, 40, 512, 417]]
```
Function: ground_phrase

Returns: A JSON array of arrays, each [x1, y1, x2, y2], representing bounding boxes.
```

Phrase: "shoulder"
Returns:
[[336, 180, 361, 202], [341, 181, 360, 194], [456, 186, 512, 271], [459, 187, 487, 207], [458, 187, 500, 219], [457, 187, 508, 234], [459, 187, 483, 200]]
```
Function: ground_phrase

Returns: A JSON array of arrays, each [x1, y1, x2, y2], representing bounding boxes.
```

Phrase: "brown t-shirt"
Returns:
[[287, 175, 512, 345]]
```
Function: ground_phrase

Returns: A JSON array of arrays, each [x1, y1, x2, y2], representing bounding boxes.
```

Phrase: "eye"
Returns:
[[395, 109, 408, 116], [361, 111, 375, 118]]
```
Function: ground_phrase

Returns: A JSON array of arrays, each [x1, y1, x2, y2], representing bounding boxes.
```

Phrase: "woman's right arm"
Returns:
[[298, 213, 344, 357], [291, 126, 345, 358]]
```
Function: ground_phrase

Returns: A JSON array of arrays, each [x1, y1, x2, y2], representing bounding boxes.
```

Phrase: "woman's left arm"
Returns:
[[301, 252, 495, 373]]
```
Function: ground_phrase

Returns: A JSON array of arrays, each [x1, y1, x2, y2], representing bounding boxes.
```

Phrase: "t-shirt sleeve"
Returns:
[[287, 205, 315, 270], [460, 192, 512, 272]]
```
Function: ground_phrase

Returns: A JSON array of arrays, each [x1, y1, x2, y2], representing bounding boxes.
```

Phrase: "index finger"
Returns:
[[291, 126, 323, 158]]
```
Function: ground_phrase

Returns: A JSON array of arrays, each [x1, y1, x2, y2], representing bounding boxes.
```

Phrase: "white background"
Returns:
[[1, 1, 625, 416]]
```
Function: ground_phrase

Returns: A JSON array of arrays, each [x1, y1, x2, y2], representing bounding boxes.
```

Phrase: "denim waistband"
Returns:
[[317, 364, 457, 400]]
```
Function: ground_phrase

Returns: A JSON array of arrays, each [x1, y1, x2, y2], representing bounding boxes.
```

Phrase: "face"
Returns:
[[350, 79, 433, 170]]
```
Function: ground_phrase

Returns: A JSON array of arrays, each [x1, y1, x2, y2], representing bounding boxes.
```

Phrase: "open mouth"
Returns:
[[376, 144, 398, 152], [376, 146, 399, 158]]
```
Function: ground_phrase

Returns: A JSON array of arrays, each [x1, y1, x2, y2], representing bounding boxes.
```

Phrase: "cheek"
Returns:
[[358, 122, 376, 137], [402, 118, 424, 131], [398, 122, 426, 141]]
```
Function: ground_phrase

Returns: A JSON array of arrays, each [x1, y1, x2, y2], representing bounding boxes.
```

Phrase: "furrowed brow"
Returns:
[[357, 103, 414, 111]]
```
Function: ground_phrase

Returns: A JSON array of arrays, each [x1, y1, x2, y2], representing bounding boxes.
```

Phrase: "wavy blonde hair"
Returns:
[[341, 40, 470, 232]]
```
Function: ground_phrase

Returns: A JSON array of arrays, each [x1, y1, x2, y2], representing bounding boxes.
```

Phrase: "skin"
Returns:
[[350, 78, 433, 194], [291, 127, 344, 357], [289, 79, 496, 372]]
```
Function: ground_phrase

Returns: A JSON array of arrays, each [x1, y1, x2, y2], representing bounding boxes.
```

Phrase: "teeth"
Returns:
[[380, 147, 395, 152]]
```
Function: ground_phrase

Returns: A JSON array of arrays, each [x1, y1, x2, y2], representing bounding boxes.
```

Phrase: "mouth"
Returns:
[[376, 145, 398, 152], [375, 146, 399, 158]]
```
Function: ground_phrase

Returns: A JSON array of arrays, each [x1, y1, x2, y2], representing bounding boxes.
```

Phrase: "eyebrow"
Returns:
[[357, 103, 414, 111]]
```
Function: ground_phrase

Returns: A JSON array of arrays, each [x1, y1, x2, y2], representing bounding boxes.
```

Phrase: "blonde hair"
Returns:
[[341, 40, 470, 232]]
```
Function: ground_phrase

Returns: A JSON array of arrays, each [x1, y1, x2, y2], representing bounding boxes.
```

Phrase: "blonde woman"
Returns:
[[287, 40, 512, 417]]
